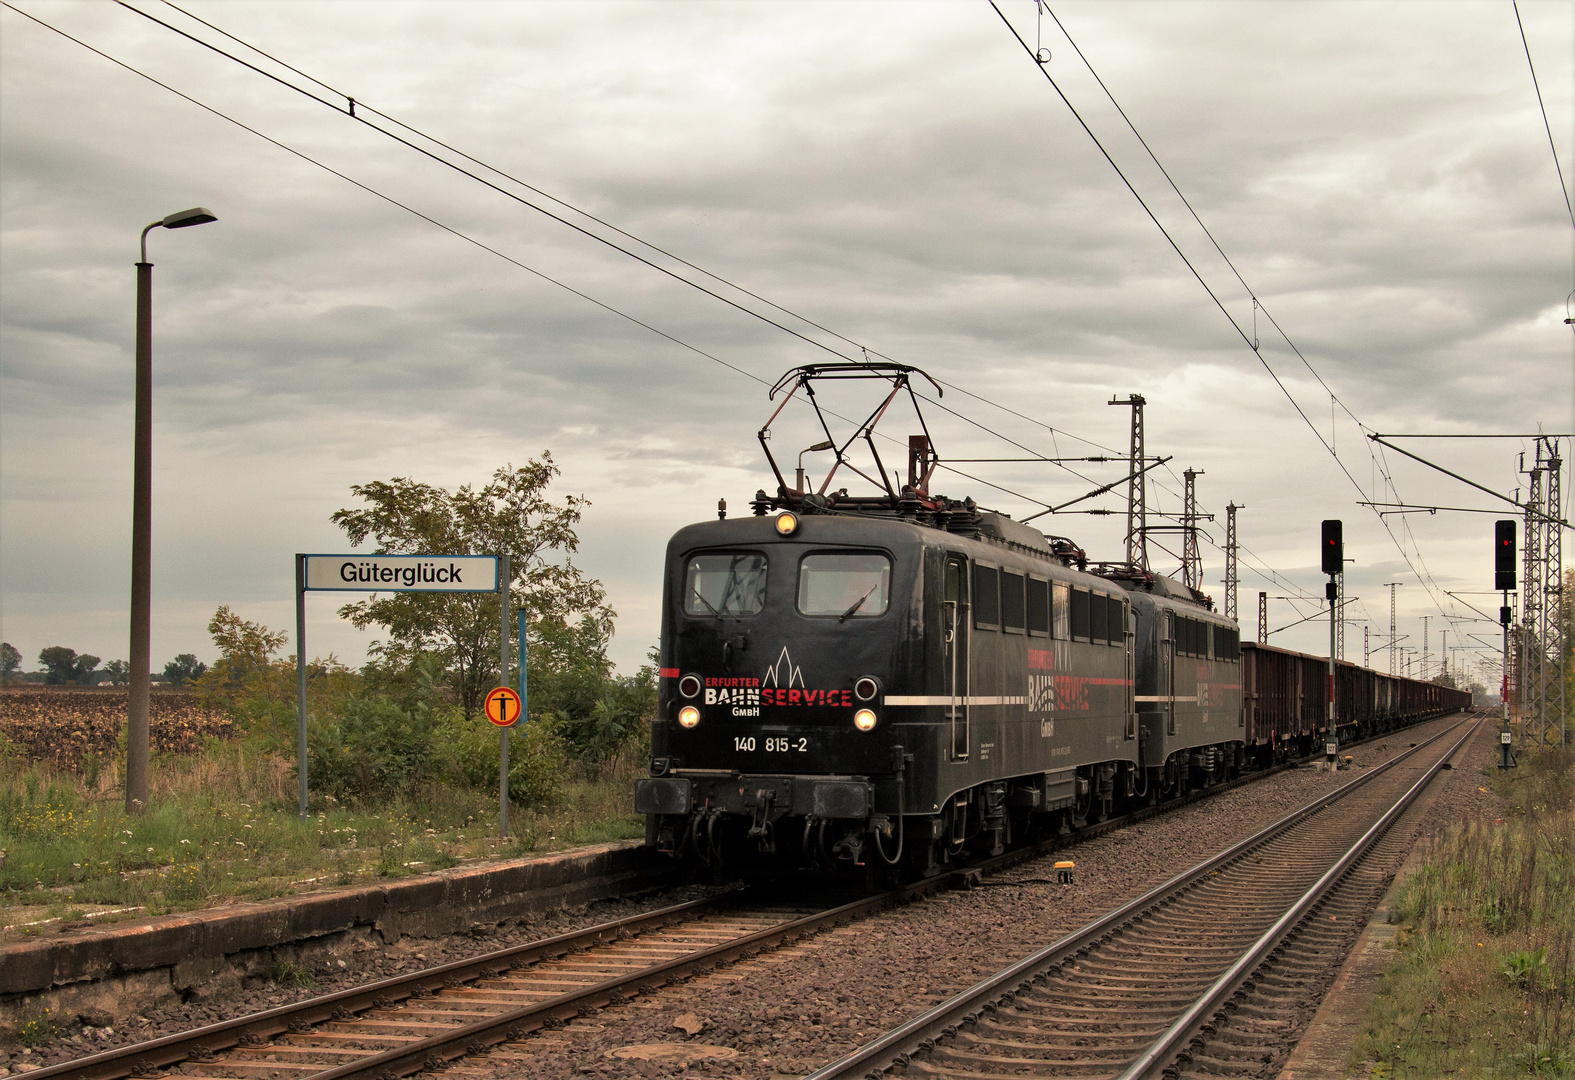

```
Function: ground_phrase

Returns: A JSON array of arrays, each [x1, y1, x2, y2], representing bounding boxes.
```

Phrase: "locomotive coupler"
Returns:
[[831, 831, 864, 865], [746, 789, 778, 854]]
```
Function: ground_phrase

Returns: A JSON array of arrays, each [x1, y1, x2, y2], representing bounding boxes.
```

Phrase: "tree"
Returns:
[[331, 456, 611, 717], [103, 659, 130, 686], [0, 642, 20, 684], [39, 646, 78, 685], [201, 607, 290, 700], [73, 654, 101, 685], [163, 653, 208, 686], [528, 618, 657, 765]]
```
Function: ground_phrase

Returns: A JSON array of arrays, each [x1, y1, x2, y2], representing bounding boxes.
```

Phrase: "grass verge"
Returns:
[[1349, 739, 1574, 1079], [0, 733, 645, 938]]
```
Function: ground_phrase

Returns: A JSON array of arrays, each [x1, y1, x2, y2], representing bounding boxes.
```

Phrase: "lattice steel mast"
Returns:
[[1109, 395, 1148, 570], [1182, 468, 1205, 590], [1224, 503, 1242, 622]]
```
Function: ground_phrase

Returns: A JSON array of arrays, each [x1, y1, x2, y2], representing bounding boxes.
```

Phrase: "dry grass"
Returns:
[[1350, 743, 1575, 1078], [0, 730, 644, 935]]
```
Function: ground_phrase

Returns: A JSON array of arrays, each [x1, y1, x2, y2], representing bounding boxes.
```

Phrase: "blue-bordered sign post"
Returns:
[[296, 553, 509, 822]]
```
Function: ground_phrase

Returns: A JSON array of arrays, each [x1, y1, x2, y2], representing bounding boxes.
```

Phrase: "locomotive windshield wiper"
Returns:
[[839, 586, 879, 622], [692, 588, 726, 620]]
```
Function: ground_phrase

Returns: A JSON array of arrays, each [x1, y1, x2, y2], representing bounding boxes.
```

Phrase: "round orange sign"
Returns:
[[484, 685, 523, 727]]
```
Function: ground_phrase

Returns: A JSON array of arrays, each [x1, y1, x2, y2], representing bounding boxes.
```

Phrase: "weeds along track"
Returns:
[[31, 716, 1460, 1080], [807, 713, 1484, 1080]]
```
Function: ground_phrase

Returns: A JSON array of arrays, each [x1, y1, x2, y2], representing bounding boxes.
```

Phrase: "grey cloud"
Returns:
[[2, 1, 1569, 677]]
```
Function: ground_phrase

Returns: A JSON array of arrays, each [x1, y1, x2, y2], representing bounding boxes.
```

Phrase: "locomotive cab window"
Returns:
[[972, 564, 1000, 629], [685, 553, 767, 617], [797, 553, 891, 618], [1001, 571, 1026, 634], [1110, 598, 1127, 646]]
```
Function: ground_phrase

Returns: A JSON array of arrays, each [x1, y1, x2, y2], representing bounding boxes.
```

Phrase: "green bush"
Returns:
[[438, 711, 569, 808], [530, 618, 655, 766], [307, 693, 437, 803]]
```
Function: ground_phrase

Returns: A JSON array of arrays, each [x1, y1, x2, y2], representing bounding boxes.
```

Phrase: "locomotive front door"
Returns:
[[1162, 611, 1176, 736], [944, 555, 970, 760]]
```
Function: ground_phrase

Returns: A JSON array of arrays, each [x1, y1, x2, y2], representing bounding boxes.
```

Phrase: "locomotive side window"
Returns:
[[1111, 598, 1127, 646], [685, 553, 768, 617], [1001, 571, 1026, 633], [1052, 581, 1070, 639], [1089, 591, 1108, 642], [797, 553, 891, 618], [1027, 577, 1050, 637], [1214, 625, 1240, 661], [1070, 587, 1090, 640], [972, 564, 1000, 629]]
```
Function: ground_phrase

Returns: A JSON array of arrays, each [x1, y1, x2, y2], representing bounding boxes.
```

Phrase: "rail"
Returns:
[[803, 713, 1480, 1080]]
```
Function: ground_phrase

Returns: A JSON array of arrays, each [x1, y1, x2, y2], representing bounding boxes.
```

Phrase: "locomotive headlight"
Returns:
[[678, 706, 701, 728], [678, 674, 702, 699], [853, 708, 878, 732], [774, 510, 799, 536]]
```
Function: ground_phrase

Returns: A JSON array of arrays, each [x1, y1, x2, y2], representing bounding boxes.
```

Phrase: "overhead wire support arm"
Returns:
[[1268, 597, 1361, 638], [1020, 456, 1173, 524], [1359, 501, 1528, 517], [1366, 435, 1570, 527]]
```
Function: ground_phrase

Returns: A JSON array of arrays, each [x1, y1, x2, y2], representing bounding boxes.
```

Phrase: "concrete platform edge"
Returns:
[[0, 840, 675, 1021]]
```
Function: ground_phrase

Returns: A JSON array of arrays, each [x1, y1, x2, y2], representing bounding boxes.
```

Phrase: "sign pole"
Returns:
[[526, 613, 538, 724], [296, 553, 308, 819], [1327, 576, 1338, 767], [499, 553, 511, 839]]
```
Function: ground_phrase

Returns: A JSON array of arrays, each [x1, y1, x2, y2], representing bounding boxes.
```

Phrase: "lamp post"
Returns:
[[127, 207, 216, 814]]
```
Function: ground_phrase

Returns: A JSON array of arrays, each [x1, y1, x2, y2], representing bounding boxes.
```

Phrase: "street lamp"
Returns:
[[127, 207, 216, 814]]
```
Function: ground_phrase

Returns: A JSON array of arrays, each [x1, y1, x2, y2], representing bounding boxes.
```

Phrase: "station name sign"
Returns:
[[303, 554, 499, 593]]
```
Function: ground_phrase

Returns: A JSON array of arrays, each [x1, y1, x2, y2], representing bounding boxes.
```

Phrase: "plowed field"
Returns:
[[0, 688, 233, 767]]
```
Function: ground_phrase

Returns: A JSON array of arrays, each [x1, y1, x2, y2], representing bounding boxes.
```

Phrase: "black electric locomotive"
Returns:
[[635, 363, 1257, 876], [634, 363, 1461, 876]]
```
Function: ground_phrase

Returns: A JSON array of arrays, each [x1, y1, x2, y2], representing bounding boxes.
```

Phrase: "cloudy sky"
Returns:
[[2, 0, 1570, 686]]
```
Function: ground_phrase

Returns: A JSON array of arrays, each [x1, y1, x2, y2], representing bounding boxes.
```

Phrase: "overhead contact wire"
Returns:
[[1512, 1, 1575, 230], [2, 2, 1065, 522], [995, 1, 1464, 626], [124, 0, 1120, 491]]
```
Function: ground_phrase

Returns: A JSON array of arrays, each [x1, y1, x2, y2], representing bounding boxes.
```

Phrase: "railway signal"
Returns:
[[1494, 520, 1516, 591], [1321, 521, 1342, 761], [1321, 520, 1344, 575]]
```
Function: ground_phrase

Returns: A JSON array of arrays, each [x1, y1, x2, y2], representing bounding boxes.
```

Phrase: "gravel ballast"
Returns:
[[8, 712, 1500, 1080], [476, 714, 1496, 1080]]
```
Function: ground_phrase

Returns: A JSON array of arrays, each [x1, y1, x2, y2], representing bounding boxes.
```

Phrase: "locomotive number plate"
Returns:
[[733, 736, 810, 753]]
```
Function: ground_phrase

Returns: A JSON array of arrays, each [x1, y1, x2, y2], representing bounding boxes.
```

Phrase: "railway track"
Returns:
[[805, 712, 1483, 1080], [33, 714, 1465, 1080]]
